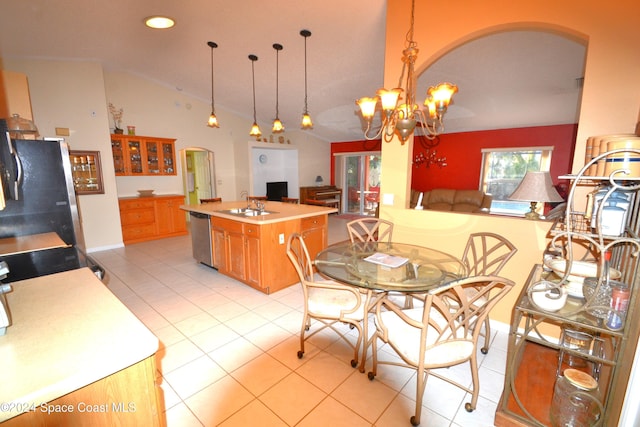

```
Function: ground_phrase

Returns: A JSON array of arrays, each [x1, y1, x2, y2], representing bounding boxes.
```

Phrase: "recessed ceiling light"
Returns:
[[144, 16, 175, 29]]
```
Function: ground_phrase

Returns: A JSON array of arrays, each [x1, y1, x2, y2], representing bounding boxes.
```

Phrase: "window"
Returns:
[[480, 146, 554, 216]]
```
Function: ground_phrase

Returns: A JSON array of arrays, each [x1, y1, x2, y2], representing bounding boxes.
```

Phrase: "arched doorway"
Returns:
[[180, 148, 217, 205]]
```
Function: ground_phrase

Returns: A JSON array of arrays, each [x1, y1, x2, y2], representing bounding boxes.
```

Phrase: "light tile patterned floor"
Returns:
[[91, 216, 508, 426]]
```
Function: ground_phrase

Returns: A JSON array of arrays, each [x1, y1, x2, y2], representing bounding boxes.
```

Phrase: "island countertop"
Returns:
[[0, 268, 159, 422], [180, 200, 337, 223]]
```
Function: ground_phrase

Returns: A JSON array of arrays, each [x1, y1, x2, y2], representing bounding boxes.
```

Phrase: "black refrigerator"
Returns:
[[0, 119, 103, 282]]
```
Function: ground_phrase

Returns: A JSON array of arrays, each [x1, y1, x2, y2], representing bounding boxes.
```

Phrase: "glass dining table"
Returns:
[[315, 240, 468, 371]]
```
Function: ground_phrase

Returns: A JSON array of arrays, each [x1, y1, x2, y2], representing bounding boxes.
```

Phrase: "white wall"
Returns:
[[3, 58, 123, 251], [250, 144, 299, 198], [2, 59, 333, 250]]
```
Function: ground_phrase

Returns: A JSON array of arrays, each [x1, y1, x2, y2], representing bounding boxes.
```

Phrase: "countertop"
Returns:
[[0, 232, 68, 257], [180, 200, 337, 224], [0, 268, 159, 421]]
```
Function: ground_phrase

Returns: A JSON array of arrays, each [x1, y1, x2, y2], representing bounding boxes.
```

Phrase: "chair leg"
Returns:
[[367, 334, 379, 380], [465, 356, 480, 412], [411, 367, 427, 426], [298, 315, 310, 359], [350, 320, 363, 368], [481, 318, 490, 354]]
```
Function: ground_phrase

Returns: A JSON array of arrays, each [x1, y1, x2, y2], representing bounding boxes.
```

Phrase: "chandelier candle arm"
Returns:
[[356, 0, 457, 144], [300, 29, 313, 129], [207, 41, 220, 128]]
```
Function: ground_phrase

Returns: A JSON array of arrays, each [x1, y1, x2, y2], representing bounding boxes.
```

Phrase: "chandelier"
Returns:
[[271, 43, 285, 133], [414, 150, 447, 168], [356, 0, 457, 144], [206, 41, 220, 128], [248, 54, 262, 138], [300, 29, 313, 129]]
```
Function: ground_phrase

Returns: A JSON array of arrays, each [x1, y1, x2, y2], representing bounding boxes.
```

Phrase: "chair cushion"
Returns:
[[308, 284, 365, 321], [378, 308, 474, 366]]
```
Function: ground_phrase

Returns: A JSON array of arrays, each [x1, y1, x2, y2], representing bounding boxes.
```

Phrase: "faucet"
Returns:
[[240, 190, 249, 207], [252, 199, 265, 212]]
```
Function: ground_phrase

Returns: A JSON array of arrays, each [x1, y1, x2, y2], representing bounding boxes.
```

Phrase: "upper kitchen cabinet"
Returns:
[[110, 134, 176, 176]]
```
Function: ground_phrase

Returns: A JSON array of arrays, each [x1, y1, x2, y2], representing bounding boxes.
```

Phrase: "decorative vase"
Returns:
[[114, 128, 124, 134]]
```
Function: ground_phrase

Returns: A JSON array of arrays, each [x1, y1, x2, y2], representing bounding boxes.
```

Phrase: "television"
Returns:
[[266, 181, 288, 201]]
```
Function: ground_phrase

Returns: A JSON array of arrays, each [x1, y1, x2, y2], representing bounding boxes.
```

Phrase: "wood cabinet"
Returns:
[[300, 215, 327, 260], [209, 213, 328, 294], [111, 134, 176, 176], [3, 356, 164, 427], [244, 223, 262, 287], [210, 217, 257, 284], [119, 195, 187, 244]]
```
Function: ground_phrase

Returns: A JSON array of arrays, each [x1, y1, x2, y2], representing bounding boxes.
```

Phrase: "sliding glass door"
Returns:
[[337, 153, 381, 216]]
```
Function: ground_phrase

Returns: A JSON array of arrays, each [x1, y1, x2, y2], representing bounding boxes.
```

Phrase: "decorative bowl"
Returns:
[[529, 280, 568, 312], [544, 258, 621, 298], [137, 189, 155, 197]]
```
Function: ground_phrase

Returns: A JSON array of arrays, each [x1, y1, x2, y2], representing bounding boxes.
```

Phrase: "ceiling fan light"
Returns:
[[301, 113, 313, 129], [144, 16, 175, 29]]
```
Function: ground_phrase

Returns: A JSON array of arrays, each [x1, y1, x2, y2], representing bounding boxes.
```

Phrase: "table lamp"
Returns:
[[315, 175, 323, 186], [508, 171, 564, 220]]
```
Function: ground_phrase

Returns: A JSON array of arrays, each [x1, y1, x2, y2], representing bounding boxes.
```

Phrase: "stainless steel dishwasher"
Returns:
[[189, 212, 213, 267]]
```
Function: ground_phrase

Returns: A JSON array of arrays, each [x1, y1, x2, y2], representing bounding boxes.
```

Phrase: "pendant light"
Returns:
[[271, 43, 284, 133], [300, 29, 313, 129], [206, 41, 220, 128], [248, 54, 262, 138]]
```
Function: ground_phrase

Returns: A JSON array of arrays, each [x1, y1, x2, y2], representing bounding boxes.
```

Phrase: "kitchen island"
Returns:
[[181, 200, 337, 294], [0, 268, 163, 426]]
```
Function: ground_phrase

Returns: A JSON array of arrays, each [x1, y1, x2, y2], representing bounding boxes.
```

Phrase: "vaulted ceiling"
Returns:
[[0, 1, 586, 142]]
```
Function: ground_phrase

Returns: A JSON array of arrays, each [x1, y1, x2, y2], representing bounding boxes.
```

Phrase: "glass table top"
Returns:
[[315, 241, 468, 292]]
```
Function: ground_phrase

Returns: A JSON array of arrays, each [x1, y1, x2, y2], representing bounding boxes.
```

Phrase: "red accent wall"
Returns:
[[329, 140, 381, 186], [331, 124, 577, 190]]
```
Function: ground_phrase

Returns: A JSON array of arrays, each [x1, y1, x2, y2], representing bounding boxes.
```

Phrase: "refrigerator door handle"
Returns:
[[13, 146, 22, 198]]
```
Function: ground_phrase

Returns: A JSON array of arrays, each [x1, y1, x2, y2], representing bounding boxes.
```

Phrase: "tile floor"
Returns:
[[91, 216, 509, 427]]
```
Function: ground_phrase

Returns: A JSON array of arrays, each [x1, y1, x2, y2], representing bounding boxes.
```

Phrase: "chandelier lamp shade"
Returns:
[[300, 29, 313, 130], [272, 43, 284, 133], [248, 54, 262, 138], [356, 0, 457, 144], [206, 41, 220, 128]]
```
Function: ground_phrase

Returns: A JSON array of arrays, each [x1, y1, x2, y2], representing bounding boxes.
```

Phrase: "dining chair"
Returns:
[[346, 218, 415, 311], [286, 233, 366, 368], [367, 275, 515, 426], [281, 197, 299, 204], [248, 196, 267, 202], [346, 217, 393, 243], [200, 197, 222, 203], [461, 232, 517, 353]]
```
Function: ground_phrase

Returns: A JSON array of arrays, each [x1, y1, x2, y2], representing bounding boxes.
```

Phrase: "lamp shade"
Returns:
[[509, 171, 564, 203]]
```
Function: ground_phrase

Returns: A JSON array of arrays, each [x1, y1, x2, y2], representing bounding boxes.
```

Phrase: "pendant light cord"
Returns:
[[211, 46, 216, 114], [250, 55, 258, 122]]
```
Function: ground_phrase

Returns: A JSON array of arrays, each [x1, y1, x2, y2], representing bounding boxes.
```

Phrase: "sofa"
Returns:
[[410, 189, 492, 213]]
